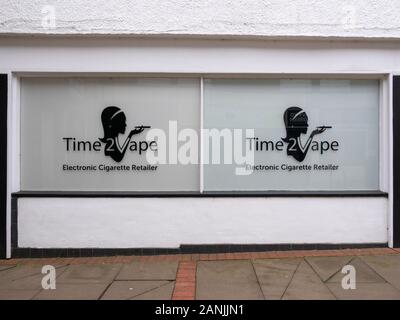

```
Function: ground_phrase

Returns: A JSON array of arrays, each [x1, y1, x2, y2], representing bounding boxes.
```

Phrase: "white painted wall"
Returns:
[[18, 197, 388, 248], [2, 38, 400, 74], [1, 0, 400, 40], [1, 37, 395, 250]]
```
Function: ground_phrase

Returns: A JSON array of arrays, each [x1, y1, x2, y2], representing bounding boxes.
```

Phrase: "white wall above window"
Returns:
[[1, 0, 400, 40]]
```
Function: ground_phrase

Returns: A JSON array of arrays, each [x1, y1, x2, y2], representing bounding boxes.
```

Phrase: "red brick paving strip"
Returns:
[[172, 261, 197, 300], [0, 247, 398, 265]]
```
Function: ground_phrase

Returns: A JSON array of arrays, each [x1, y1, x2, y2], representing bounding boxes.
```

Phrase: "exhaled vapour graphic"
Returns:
[[282, 106, 331, 162], [99, 106, 150, 162]]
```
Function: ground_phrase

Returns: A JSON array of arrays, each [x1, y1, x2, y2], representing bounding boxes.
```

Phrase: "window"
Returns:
[[21, 77, 200, 191], [20, 77, 380, 192], [203, 79, 380, 191]]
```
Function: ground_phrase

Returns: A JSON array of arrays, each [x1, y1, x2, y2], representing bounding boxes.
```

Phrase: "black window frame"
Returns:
[[0, 74, 7, 259]]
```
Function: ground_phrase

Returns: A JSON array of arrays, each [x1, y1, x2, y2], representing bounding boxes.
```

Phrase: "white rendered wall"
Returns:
[[1, 37, 395, 250], [2, 38, 400, 74], [18, 197, 388, 248], [1, 0, 400, 40]]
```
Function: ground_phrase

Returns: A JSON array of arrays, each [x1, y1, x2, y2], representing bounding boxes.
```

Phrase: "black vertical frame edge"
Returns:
[[0, 74, 7, 259], [11, 197, 17, 250], [393, 76, 400, 247]]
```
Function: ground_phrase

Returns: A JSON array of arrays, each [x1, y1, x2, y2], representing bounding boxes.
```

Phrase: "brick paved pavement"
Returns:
[[0, 248, 399, 300]]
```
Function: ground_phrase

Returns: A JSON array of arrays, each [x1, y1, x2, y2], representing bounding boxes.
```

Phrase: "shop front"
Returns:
[[0, 38, 398, 258]]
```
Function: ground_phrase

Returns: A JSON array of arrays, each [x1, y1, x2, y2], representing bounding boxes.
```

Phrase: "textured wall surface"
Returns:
[[0, 0, 400, 39]]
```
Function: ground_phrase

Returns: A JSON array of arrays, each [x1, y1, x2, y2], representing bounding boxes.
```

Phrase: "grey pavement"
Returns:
[[194, 254, 400, 300], [116, 261, 178, 281], [0, 261, 177, 300], [1, 254, 400, 299], [196, 260, 264, 300]]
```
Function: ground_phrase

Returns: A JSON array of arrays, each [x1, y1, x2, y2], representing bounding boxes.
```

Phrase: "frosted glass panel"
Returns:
[[203, 79, 380, 191], [21, 77, 380, 192], [21, 77, 200, 191]]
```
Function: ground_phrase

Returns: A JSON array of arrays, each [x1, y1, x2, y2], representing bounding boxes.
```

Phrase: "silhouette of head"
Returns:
[[100, 106, 127, 142], [282, 106, 309, 142]]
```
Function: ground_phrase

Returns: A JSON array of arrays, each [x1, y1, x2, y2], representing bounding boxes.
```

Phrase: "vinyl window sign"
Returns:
[[203, 79, 380, 191], [21, 77, 200, 191], [20, 77, 380, 192]]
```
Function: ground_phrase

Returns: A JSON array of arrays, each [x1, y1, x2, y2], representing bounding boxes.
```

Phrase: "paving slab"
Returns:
[[101, 280, 172, 300], [360, 255, 400, 290], [131, 282, 175, 300], [0, 265, 16, 272], [0, 288, 40, 300], [282, 260, 335, 300], [305, 256, 353, 282], [0, 265, 48, 282], [196, 260, 264, 300], [327, 257, 386, 283], [252, 258, 300, 300], [57, 264, 121, 284], [327, 283, 400, 300], [0, 265, 68, 290], [116, 261, 178, 281], [34, 283, 109, 300], [0, 264, 67, 280]]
